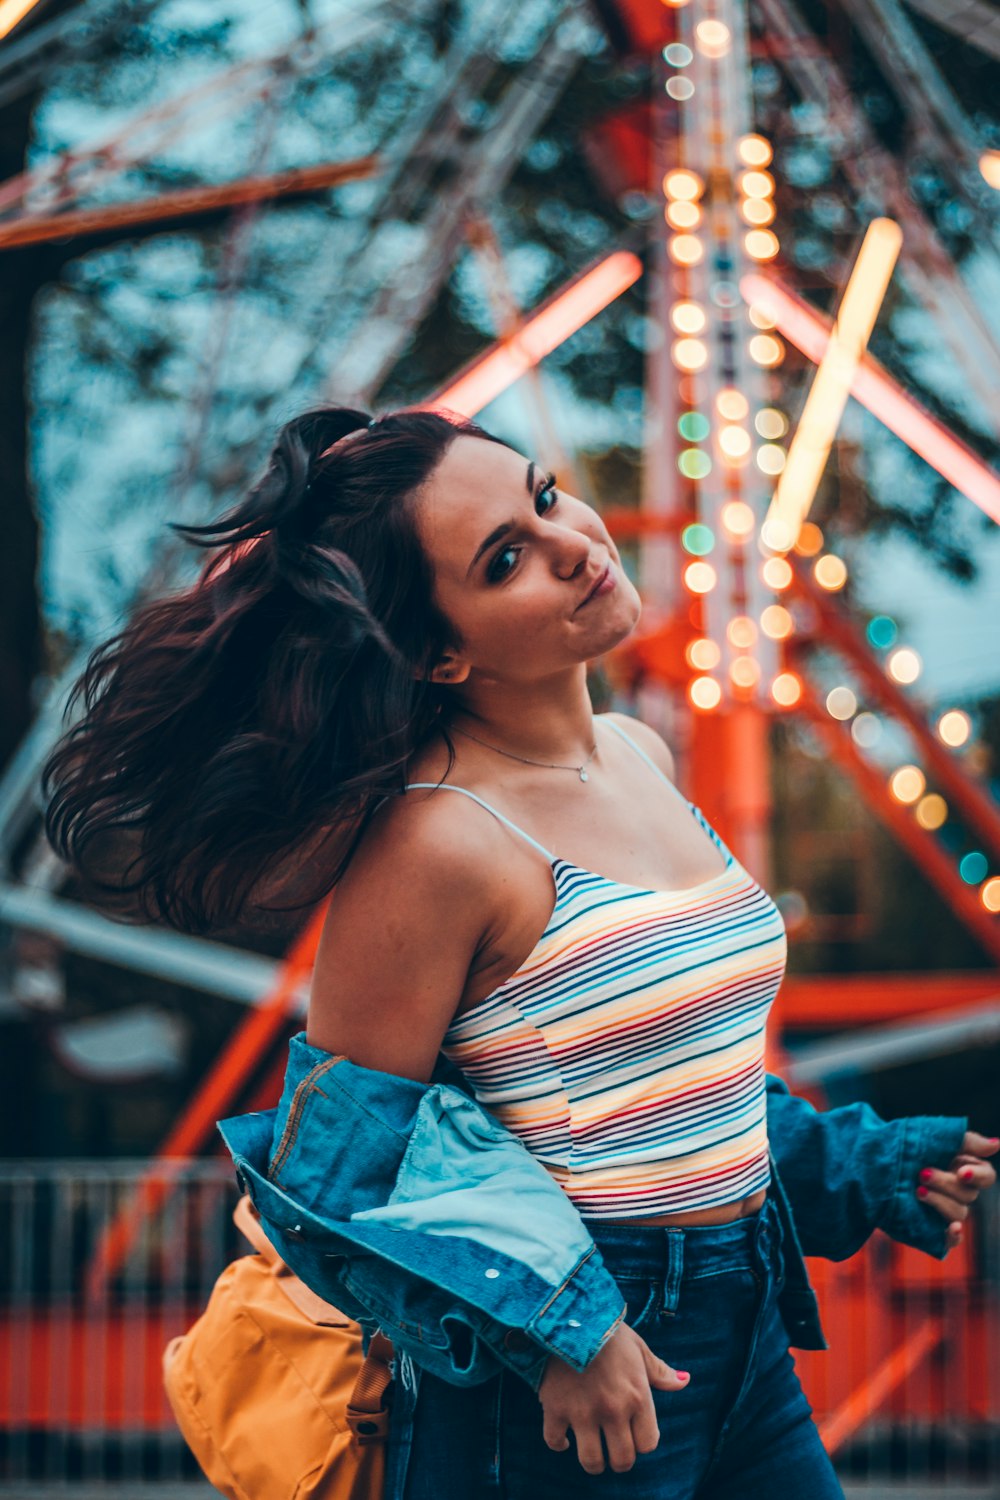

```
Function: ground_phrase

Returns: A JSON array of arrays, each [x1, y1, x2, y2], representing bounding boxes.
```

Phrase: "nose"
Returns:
[[551, 525, 592, 580]]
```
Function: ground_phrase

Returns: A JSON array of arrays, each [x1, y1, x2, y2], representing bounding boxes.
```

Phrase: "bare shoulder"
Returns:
[[308, 785, 508, 1081], [601, 711, 677, 782]]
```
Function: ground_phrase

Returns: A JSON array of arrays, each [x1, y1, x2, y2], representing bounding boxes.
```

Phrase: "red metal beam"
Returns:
[[0, 157, 378, 250]]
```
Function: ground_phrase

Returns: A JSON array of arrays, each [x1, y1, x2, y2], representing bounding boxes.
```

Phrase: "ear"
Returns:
[[427, 652, 471, 685]]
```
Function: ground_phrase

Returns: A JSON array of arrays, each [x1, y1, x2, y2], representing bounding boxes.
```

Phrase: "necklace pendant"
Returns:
[[579, 768, 589, 783]]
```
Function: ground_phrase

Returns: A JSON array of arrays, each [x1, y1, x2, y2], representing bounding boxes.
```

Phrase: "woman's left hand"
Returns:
[[916, 1130, 999, 1249]]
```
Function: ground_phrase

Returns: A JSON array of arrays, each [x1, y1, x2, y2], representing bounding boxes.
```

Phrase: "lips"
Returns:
[[577, 562, 612, 610]]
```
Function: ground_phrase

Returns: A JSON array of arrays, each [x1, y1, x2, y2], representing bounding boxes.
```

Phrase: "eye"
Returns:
[[484, 474, 559, 584], [536, 473, 558, 514]]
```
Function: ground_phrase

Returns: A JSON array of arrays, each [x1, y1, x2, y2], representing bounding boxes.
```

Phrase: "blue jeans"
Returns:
[[396, 1194, 845, 1498]]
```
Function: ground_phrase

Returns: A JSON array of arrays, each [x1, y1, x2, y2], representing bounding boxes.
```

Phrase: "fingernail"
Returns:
[[676, 1370, 690, 1381], [960, 1168, 975, 1182], [917, 1186, 929, 1198], [919, 1169, 934, 1182]]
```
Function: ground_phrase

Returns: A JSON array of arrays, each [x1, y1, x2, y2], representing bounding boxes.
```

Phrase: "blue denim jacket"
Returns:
[[219, 1032, 967, 1396]]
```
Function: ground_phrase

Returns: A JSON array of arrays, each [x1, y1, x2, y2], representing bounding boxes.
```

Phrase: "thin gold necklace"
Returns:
[[450, 723, 599, 783]]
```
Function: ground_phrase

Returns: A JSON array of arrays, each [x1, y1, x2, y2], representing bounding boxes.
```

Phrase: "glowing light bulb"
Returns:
[[749, 333, 784, 366], [672, 338, 708, 372], [665, 199, 701, 229], [720, 425, 752, 461], [663, 169, 704, 201], [738, 134, 773, 168], [760, 604, 793, 639], [684, 561, 717, 594], [770, 672, 801, 706], [762, 556, 792, 590], [745, 229, 780, 261], [981, 876, 1000, 912], [671, 301, 706, 334], [916, 794, 947, 831], [739, 170, 776, 198], [755, 408, 788, 439], [747, 303, 777, 330], [889, 765, 925, 804], [695, 18, 731, 56], [826, 686, 857, 721], [740, 198, 776, 227], [722, 500, 755, 539], [670, 234, 704, 266], [687, 637, 721, 670], [937, 710, 971, 747], [756, 444, 786, 475], [793, 521, 823, 556], [980, 150, 1000, 190], [814, 554, 848, 590], [690, 676, 723, 709], [761, 516, 794, 553], [887, 647, 921, 685], [716, 388, 749, 420], [730, 656, 761, 688], [727, 616, 757, 649]]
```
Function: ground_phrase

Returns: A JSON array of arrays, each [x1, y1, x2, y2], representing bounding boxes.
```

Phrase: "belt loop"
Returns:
[[662, 1229, 684, 1314]]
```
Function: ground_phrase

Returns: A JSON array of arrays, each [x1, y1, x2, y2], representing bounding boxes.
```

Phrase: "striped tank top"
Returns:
[[406, 717, 786, 1219]]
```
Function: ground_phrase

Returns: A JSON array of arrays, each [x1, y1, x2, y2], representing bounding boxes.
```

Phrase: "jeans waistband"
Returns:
[[582, 1192, 781, 1282]]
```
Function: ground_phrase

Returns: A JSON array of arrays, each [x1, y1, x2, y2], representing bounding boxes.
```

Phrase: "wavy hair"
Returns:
[[42, 405, 508, 934]]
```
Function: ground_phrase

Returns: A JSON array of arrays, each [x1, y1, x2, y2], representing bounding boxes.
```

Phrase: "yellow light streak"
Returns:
[[763, 217, 902, 549], [0, 0, 43, 39]]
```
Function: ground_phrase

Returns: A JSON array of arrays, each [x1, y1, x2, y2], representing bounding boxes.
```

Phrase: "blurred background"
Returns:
[[0, 0, 999, 1493]]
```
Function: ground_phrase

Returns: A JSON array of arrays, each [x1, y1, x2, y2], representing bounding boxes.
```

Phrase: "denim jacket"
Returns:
[[219, 1032, 968, 1397]]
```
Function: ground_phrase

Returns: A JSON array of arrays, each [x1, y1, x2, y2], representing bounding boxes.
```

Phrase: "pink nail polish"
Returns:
[[960, 1168, 975, 1182], [919, 1169, 933, 1182], [676, 1371, 690, 1381], [917, 1186, 928, 1199]]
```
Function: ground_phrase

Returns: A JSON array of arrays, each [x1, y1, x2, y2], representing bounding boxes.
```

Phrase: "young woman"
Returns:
[[44, 405, 996, 1498]]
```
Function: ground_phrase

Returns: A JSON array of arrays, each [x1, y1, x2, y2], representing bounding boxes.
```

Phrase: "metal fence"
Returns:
[[1, 1159, 998, 1493]]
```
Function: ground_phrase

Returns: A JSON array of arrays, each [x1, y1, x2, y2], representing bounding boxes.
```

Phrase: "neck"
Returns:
[[446, 666, 595, 760]]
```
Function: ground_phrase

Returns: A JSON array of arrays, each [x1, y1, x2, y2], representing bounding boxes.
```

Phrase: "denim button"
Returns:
[[286, 1223, 305, 1241], [485, 1268, 500, 1279]]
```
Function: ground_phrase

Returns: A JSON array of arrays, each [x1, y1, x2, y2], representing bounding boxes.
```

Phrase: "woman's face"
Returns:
[[415, 435, 642, 683]]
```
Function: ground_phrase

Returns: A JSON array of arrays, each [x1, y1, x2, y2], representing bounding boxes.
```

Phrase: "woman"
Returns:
[[45, 405, 997, 1498]]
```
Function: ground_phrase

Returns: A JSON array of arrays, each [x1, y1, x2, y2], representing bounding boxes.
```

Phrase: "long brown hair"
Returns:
[[43, 405, 509, 934]]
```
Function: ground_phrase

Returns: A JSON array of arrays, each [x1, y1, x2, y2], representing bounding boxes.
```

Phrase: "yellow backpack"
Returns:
[[162, 1194, 392, 1500]]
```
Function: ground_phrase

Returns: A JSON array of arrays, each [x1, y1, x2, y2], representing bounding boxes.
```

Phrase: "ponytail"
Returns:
[[43, 405, 507, 934]]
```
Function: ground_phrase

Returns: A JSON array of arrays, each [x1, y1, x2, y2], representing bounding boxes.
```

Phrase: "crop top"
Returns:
[[405, 716, 786, 1219]]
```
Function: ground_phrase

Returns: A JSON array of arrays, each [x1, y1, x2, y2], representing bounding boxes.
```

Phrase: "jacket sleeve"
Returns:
[[766, 1073, 969, 1261]]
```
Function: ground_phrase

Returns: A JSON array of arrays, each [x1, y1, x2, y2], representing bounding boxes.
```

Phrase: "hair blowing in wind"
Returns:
[[42, 405, 507, 935]]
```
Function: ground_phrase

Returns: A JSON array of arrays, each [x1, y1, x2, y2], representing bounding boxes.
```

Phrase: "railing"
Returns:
[[1, 1160, 998, 1492]]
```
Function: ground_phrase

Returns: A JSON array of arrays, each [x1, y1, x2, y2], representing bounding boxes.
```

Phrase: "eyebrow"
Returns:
[[465, 462, 538, 578]]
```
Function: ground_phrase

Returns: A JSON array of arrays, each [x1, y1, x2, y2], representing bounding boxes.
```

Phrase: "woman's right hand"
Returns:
[[537, 1320, 690, 1474]]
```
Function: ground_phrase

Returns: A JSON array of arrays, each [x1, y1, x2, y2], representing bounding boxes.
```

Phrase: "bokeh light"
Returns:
[[915, 794, 947, 831], [745, 229, 780, 261], [755, 408, 788, 439], [681, 523, 715, 555], [666, 77, 695, 101], [687, 637, 721, 670], [889, 765, 926, 804], [666, 197, 701, 227], [960, 851, 989, 885], [792, 521, 823, 556], [717, 388, 749, 420], [730, 656, 761, 688], [770, 672, 802, 706], [738, 134, 773, 168], [671, 301, 707, 334], [672, 337, 708, 371], [695, 18, 731, 56], [937, 710, 971, 747], [684, 561, 717, 593], [663, 169, 704, 201], [756, 444, 786, 475], [762, 556, 793, 590], [760, 604, 793, 639], [727, 615, 757, 649], [678, 410, 711, 441], [720, 425, 752, 460], [981, 877, 1000, 912], [679, 448, 713, 479], [887, 647, 922, 685], [866, 615, 898, 650], [814, 554, 848, 590], [826, 686, 857, 720], [851, 712, 882, 748], [670, 234, 704, 265], [749, 333, 784, 366], [722, 500, 755, 539], [690, 676, 723, 709]]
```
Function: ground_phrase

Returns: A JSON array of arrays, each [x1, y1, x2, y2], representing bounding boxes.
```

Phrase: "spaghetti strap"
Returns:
[[402, 783, 555, 862], [601, 716, 692, 809]]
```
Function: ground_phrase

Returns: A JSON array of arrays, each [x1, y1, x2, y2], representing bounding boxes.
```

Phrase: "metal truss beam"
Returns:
[[903, 0, 1000, 64]]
